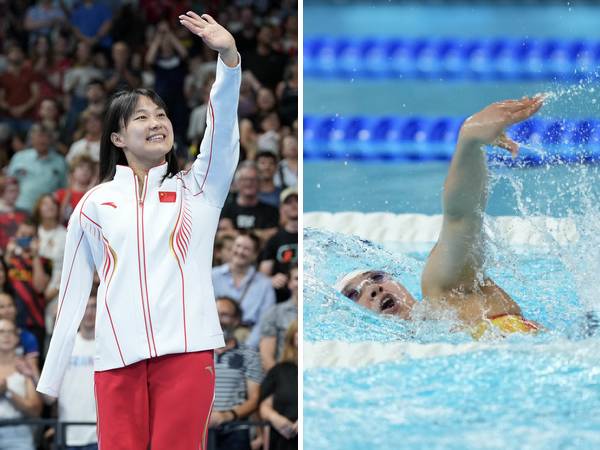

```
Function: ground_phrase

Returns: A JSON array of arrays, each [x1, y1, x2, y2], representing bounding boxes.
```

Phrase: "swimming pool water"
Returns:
[[303, 228, 600, 450], [303, 3, 600, 448], [305, 161, 600, 216]]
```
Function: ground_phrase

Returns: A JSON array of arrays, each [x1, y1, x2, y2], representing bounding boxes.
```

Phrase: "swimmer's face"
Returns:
[[340, 271, 416, 320]]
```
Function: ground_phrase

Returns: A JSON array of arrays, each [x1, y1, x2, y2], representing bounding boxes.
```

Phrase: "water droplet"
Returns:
[[316, 183, 321, 189]]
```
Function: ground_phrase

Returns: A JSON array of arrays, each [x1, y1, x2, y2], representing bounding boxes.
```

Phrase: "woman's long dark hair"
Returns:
[[99, 88, 179, 182]]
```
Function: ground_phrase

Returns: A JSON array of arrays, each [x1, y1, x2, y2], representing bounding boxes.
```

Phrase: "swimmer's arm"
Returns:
[[423, 98, 543, 292]]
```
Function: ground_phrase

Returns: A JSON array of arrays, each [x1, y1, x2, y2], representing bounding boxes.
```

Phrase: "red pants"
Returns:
[[94, 351, 215, 450]]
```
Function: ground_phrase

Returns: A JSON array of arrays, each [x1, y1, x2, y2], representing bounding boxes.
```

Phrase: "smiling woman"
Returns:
[[36, 11, 242, 450], [99, 89, 177, 187]]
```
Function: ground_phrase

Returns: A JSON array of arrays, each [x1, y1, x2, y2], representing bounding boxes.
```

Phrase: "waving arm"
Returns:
[[179, 12, 241, 207]]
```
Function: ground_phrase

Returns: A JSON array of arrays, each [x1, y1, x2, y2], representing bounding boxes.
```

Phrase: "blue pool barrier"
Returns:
[[305, 37, 600, 81], [304, 115, 600, 165]]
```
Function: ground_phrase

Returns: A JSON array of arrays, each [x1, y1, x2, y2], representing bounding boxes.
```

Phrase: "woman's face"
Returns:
[[39, 99, 58, 121], [257, 88, 276, 111], [114, 96, 174, 167], [0, 319, 18, 353], [86, 115, 102, 135], [76, 41, 91, 62], [35, 36, 49, 55], [53, 35, 67, 57], [2, 183, 19, 205], [0, 295, 16, 321], [282, 136, 298, 159], [73, 163, 94, 186], [39, 196, 59, 221]]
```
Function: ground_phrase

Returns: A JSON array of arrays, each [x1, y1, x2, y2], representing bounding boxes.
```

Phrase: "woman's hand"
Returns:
[[179, 11, 238, 67], [15, 358, 35, 379], [270, 413, 296, 439], [459, 96, 544, 157]]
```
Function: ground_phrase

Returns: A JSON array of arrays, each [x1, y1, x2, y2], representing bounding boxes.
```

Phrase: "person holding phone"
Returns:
[[5, 220, 50, 351]]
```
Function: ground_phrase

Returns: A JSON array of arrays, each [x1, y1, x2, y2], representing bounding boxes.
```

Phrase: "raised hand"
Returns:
[[459, 96, 544, 157], [179, 11, 238, 67]]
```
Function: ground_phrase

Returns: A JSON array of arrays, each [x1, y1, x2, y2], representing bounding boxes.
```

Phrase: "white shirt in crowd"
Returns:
[[58, 332, 97, 446], [66, 139, 100, 164]]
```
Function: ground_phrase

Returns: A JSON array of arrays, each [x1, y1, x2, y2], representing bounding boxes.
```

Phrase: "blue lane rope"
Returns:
[[304, 115, 600, 165], [305, 36, 600, 81]]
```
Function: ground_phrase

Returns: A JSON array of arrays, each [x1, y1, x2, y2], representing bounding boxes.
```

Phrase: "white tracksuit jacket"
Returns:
[[38, 56, 241, 396]]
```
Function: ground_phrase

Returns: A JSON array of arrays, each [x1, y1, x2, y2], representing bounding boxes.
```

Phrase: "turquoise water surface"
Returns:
[[304, 3, 600, 449]]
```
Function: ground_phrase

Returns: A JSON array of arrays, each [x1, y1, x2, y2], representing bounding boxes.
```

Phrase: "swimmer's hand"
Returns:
[[459, 96, 544, 158], [179, 11, 238, 67]]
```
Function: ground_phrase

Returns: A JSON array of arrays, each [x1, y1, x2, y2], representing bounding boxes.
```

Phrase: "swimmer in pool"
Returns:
[[335, 96, 545, 338]]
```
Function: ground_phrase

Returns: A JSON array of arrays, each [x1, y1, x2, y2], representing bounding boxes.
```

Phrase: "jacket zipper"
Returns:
[[135, 174, 146, 206], [134, 173, 157, 357]]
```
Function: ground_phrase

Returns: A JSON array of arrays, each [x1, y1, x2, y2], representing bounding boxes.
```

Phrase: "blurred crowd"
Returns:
[[0, 1, 298, 449]]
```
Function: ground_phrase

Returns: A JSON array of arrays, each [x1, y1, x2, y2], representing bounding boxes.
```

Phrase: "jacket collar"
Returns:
[[114, 162, 169, 190]]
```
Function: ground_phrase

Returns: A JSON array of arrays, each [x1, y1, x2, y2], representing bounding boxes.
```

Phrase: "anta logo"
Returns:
[[159, 191, 176, 203], [101, 202, 117, 208]]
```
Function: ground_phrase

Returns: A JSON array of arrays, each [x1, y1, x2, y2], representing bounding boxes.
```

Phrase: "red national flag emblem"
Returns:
[[158, 191, 176, 203]]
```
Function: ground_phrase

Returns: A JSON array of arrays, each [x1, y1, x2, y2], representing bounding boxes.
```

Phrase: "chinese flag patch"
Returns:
[[158, 191, 176, 203]]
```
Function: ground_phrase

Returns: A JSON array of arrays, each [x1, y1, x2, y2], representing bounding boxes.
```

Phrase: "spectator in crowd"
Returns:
[[37, 98, 68, 155], [63, 40, 103, 137], [0, 44, 40, 135], [31, 35, 60, 101], [243, 25, 288, 90], [110, 3, 147, 53], [0, 293, 40, 375], [66, 109, 102, 164], [259, 187, 297, 303], [105, 41, 142, 93], [53, 294, 97, 450], [281, 15, 297, 57], [70, 0, 113, 51], [33, 194, 66, 335], [256, 88, 278, 117], [259, 266, 297, 372], [209, 297, 263, 450], [232, 7, 257, 57], [221, 162, 279, 242], [274, 135, 297, 189], [145, 20, 189, 146], [55, 155, 97, 226], [212, 232, 276, 349], [47, 33, 73, 99], [24, 0, 66, 44], [84, 79, 107, 117], [256, 150, 282, 208], [213, 233, 236, 267], [0, 318, 43, 450], [0, 177, 29, 252], [260, 320, 298, 450], [5, 219, 50, 350], [276, 62, 297, 128], [7, 123, 67, 212]]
